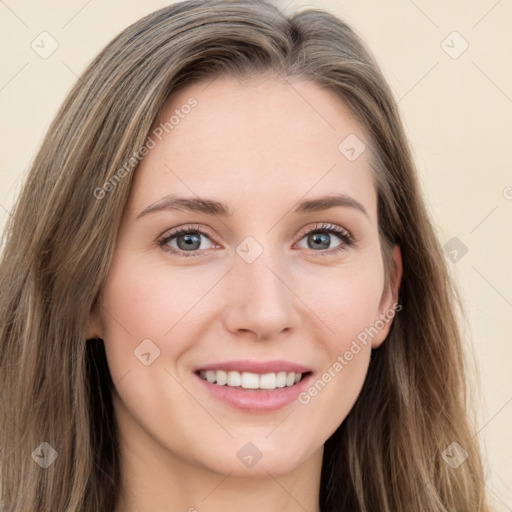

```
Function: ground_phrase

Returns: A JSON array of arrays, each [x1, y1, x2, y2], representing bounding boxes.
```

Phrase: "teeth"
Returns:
[[241, 372, 260, 389], [276, 371, 287, 388], [259, 373, 276, 389], [227, 371, 241, 386], [216, 370, 227, 386], [199, 370, 304, 389]]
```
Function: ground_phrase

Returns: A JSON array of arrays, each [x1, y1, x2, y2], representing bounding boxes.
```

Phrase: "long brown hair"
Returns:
[[0, 1, 490, 510]]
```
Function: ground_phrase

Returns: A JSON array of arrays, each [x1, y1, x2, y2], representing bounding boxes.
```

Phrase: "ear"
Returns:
[[87, 301, 104, 340], [371, 245, 402, 349]]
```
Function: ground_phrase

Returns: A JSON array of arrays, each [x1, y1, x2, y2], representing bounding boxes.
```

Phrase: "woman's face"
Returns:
[[89, 75, 401, 478]]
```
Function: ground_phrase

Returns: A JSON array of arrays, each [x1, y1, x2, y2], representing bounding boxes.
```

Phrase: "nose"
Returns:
[[221, 247, 301, 341]]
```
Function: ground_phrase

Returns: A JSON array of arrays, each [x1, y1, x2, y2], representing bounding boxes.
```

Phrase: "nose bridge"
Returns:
[[240, 249, 283, 296], [236, 239, 288, 304], [223, 237, 299, 338]]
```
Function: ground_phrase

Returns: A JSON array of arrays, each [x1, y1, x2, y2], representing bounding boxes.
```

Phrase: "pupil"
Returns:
[[310, 232, 329, 250], [178, 233, 201, 251]]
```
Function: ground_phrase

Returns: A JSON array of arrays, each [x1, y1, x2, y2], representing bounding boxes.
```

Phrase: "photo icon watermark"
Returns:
[[236, 442, 262, 468], [31, 442, 58, 469], [441, 31, 469, 59], [236, 236, 264, 264], [31, 31, 59, 59], [338, 133, 366, 161], [443, 236, 468, 263], [442, 441, 468, 469], [134, 338, 161, 366]]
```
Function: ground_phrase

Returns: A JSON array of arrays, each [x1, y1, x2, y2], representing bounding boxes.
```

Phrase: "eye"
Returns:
[[157, 225, 218, 257], [157, 222, 355, 258], [295, 223, 354, 255]]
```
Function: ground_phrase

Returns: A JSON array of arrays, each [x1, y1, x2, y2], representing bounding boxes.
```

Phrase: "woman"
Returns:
[[0, 1, 491, 510]]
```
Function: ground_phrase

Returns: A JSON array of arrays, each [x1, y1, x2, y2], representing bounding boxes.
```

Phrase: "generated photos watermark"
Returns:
[[298, 301, 402, 405], [93, 97, 198, 200]]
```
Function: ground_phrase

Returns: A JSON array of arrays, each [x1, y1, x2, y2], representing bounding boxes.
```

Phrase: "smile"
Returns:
[[193, 360, 314, 412]]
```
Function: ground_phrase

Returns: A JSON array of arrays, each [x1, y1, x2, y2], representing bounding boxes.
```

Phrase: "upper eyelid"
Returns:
[[159, 224, 217, 242]]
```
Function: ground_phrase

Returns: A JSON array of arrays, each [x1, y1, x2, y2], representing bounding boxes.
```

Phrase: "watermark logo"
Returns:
[[441, 31, 469, 60], [442, 441, 468, 469], [31, 442, 58, 468], [134, 338, 161, 366], [338, 133, 366, 162], [31, 32, 59, 59], [236, 236, 264, 263], [236, 442, 262, 468], [443, 236, 468, 263]]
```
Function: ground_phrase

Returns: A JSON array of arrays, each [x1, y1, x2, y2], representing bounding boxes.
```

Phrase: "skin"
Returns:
[[88, 74, 402, 512]]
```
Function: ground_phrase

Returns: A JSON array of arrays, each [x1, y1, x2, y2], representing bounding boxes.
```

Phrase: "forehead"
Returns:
[[127, 75, 377, 222]]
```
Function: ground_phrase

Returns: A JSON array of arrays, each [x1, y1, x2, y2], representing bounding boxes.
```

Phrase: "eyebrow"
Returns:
[[136, 192, 369, 219]]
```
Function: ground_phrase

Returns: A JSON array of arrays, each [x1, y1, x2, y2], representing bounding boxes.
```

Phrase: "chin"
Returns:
[[186, 437, 317, 478]]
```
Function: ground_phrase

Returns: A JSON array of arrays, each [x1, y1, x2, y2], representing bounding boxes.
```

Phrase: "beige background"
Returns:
[[1, 0, 511, 508]]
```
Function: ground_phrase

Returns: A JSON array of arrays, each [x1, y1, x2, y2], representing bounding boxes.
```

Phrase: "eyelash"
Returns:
[[157, 223, 355, 258]]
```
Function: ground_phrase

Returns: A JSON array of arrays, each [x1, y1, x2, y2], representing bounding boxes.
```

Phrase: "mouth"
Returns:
[[193, 360, 314, 412], [196, 369, 311, 390]]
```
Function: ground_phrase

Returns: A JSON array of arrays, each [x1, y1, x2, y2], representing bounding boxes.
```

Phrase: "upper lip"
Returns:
[[195, 359, 312, 374]]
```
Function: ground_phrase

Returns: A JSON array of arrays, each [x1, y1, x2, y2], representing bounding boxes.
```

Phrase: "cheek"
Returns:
[[101, 250, 214, 329], [291, 255, 384, 424], [98, 257, 215, 450], [97, 255, 196, 380], [300, 256, 385, 350]]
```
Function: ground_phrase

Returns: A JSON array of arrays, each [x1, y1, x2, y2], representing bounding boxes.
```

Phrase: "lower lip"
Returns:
[[194, 372, 313, 412]]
